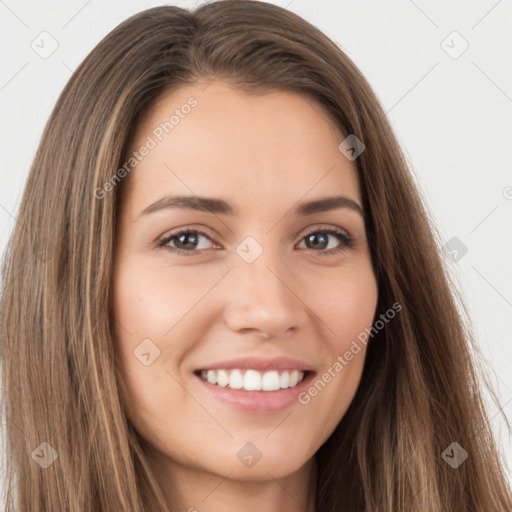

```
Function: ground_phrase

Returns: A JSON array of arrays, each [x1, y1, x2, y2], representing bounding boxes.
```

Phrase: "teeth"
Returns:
[[261, 371, 280, 391], [217, 369, 229, 387], [244, 369, 262, 390], [199, 368, 305, 391], [229, 369, 244, 389], [289, 369, 300, 387]]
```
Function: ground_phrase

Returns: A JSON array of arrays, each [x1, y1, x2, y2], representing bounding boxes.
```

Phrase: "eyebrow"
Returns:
[[138, 194, 364, 219]]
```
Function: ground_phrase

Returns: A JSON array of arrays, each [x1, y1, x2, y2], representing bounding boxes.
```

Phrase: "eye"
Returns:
[[157, 227, 216, 256], [297, 227, 354, 256], [157, 226, 354, 257]]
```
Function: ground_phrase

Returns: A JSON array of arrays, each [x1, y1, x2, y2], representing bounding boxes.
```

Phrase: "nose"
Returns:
[[221, 246, 309, 340]]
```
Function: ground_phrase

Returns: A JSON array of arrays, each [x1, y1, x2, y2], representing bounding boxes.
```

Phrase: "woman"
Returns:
[[1, 1, 510, 510]]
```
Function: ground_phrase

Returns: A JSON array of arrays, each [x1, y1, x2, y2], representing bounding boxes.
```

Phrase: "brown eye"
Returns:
[[297, 228, 354, 256], [157, 226, 354, 257], [158, 229, 216, 256]]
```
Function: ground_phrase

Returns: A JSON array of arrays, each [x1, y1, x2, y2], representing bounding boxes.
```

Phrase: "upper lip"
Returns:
[[196, 356, 315, 373]]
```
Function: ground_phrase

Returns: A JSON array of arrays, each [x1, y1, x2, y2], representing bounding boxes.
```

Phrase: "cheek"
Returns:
[[295, 262, 377, 435], [307, 261, 378, 349], [113, 259, 198, 333], [112, 256, 220, 359], [111, 256, 227, 426], [111, 258, 181, 415]]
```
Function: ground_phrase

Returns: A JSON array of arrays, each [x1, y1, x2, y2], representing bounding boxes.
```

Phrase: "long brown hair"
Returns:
[[1, 1, 510, 510]]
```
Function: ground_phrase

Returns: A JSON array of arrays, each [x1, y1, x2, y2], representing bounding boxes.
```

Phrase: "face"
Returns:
[[112, 81, 378, 483]]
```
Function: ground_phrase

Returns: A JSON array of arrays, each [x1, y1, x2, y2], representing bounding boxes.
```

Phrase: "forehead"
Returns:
[[123, 81, 361, 213]]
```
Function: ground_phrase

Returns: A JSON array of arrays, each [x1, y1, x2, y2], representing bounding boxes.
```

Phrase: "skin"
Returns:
[[112, 80, 378, 512]]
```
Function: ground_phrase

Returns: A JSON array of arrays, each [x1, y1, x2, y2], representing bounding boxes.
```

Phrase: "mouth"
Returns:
[[194, 368, 312, 392], [192, 356, 316, 413]]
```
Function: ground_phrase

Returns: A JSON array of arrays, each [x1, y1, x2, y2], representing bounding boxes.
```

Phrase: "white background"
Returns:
[[1, 0, 511, 487]]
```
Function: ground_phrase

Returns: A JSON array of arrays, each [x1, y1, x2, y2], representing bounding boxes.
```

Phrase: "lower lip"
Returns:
[[195, 371, 315, 414]]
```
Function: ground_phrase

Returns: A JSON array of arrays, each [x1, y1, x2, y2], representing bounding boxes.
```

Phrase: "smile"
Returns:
[[198, 368, 306, 391]]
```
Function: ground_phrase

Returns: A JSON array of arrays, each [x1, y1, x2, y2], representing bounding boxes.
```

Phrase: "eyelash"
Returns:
[[157, 226, 354, 257]]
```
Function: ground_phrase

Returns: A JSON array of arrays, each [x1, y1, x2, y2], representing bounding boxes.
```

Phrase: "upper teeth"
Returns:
[[200, 369, 305, 391]]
